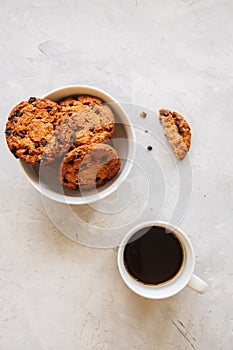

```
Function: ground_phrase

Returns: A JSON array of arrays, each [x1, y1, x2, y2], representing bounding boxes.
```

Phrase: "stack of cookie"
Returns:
[[5, 95, 121, 191]]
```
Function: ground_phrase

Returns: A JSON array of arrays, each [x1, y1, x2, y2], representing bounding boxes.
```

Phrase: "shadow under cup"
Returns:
[[118, 222, 196, 299]]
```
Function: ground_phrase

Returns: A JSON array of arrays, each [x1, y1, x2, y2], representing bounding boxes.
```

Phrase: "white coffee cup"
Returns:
[[117, 221, 208, 299]]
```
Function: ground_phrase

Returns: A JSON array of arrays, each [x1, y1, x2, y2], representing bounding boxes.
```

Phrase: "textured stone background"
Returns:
[[1, 1, 233, 349]]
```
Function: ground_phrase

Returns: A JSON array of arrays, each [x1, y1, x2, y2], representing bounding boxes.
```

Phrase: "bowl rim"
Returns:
[[19, 85, 136, 205]]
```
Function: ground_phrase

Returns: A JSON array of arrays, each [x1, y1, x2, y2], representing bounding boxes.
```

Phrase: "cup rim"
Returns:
[[19, 85, 136, 205], [117, 220, 195, 299]]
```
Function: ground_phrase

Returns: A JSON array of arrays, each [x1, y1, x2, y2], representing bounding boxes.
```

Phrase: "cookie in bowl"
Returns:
[[5, 97, 61, 164], [43, 101, 115, 161], [59, 143, 121, 191]]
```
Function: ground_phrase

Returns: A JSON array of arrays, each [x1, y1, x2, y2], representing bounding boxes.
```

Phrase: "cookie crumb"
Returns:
[[140, 111, 147, 118], [147, 145, 153, 151], [144, 129, 148, 133]]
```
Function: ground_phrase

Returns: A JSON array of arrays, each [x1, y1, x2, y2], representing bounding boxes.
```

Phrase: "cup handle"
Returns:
[[187, 274, 208, 294]]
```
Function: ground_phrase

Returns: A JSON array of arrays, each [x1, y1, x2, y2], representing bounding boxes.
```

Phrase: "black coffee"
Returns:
[[123, 226, 183, 285]]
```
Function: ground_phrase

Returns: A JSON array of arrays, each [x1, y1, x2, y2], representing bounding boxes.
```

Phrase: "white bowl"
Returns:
[[19, 85, 136, 205]]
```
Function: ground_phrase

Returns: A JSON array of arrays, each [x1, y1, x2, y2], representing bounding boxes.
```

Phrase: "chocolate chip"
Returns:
[[103, 178, 109, 185], [101, 156, 107, 163], [11, 117, 18, 123], [10, 145, 17, 154], [63, 177, 69, 183], [46, 106, 52, 113], [69, 102, 74, 107], [178, 128, 184, 134], [95, 177, 100, 183], [85, 119, 89, 123], [35, 157, 41, 164], [140, 111, 147, 118], [75, 152, 82, 159], [162, 110, 169, 116], [69, 159, 74, 165], [147, 145, 153, 151], [14, 154, 19, 159], [75, 184, 79, 190], [41, 139, 47, 146], [34, 142, 40, 148], [13, 132, 19, 137], [95, 110, 100, 115], [23, 149, 29, 155], [89, 126, 95, 132], [172, 113, 176, 118], [41, 155, 47, 161], [5, 128, 12, 136], [175, 120, 180, 127], [16, 111, 23, 117], [19, 131, 26, 138], [68, 113, 73, 117], [28, 97, 36, 103]]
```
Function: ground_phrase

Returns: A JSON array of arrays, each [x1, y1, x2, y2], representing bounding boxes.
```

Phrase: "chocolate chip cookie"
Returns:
[[59, 143, 121, 191], [44, 104, 115, 160], [159, 109, 191, 160], [59, 95, 115, 135], [72, 104, 115, 144], [5, 97, 61, 164]]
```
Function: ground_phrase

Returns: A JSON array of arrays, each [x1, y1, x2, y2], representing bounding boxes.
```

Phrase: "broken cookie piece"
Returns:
[[159, 109, 191, 160]]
